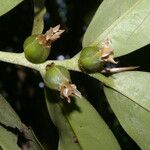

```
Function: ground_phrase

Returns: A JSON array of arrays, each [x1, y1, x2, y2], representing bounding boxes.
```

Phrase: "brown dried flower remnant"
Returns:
[[101, 38, 117, 64], [59, 82, 81, 103], [36, 24, 65, 48], [100, 38, 139, 73]]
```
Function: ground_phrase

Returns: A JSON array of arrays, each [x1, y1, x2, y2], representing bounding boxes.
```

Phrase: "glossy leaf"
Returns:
[[83, 0, 150, 57], [104, 86, 150, 150], [45, 88, 120, 150], [0, 125, 21, 150], [0, 94, 44, 150], [32, 0, 46, 35], [0, 0, 23, 16]]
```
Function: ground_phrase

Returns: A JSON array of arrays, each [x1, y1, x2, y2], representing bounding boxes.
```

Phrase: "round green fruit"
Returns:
[[44, 63, 81, 103], [78, 46, 104, 73], [44, 64, 71, 90], [23, 35, 50, 64]]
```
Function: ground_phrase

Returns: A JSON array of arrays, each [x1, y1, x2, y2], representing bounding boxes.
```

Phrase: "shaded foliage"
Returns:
[[0, 0, 149, 149]]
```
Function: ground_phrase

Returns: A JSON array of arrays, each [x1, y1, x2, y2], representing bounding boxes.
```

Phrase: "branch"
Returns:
[[0, 51, 80, 73], [0, 51, 41, 70], [0, 51, 111, 86]]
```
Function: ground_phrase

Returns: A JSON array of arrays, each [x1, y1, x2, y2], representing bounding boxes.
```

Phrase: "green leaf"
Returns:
[[0, 94, 44, 150], [45, 88, 120, 150], [83, 0, 150, 57], [0, 95, 23, 129], [103, 71, 150, 150], [0, 125, 21, 150], [105, 71, 150, 112], [93, 71, 150, 148], [0, 0, 23, 16], [104, 86, 150, 150], [32, 0, 46, 35], [45, 90, 81, 150]]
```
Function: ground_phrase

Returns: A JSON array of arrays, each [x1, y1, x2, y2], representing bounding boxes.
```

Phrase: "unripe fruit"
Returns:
[[78, 46, 105, 73], [44, 64, 71, 90], [78, 38, 118, 73], [44, 63, 81, 103], [23, 25, 65, 64], [23, 35, 50, 64], [79, 39, 137, 73]]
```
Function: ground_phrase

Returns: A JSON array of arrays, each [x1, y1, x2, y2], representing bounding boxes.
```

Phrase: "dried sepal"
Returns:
[[101, 38, 117, 64], [45, 24, 65, 42], [59, 82, 81, 103], [102, 53, 118, 64], [36, 35, 51, 48], [36, 24, 65, 48]]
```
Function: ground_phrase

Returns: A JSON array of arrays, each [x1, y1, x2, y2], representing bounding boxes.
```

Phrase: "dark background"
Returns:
[[0, 0, 149, 149]]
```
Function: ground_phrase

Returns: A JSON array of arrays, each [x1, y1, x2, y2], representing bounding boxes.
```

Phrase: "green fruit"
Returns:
[[23, 35, 50, 64], [44, 64, 71, 90], [78, 46, 104, 73], [44, 64, 81, 103]]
